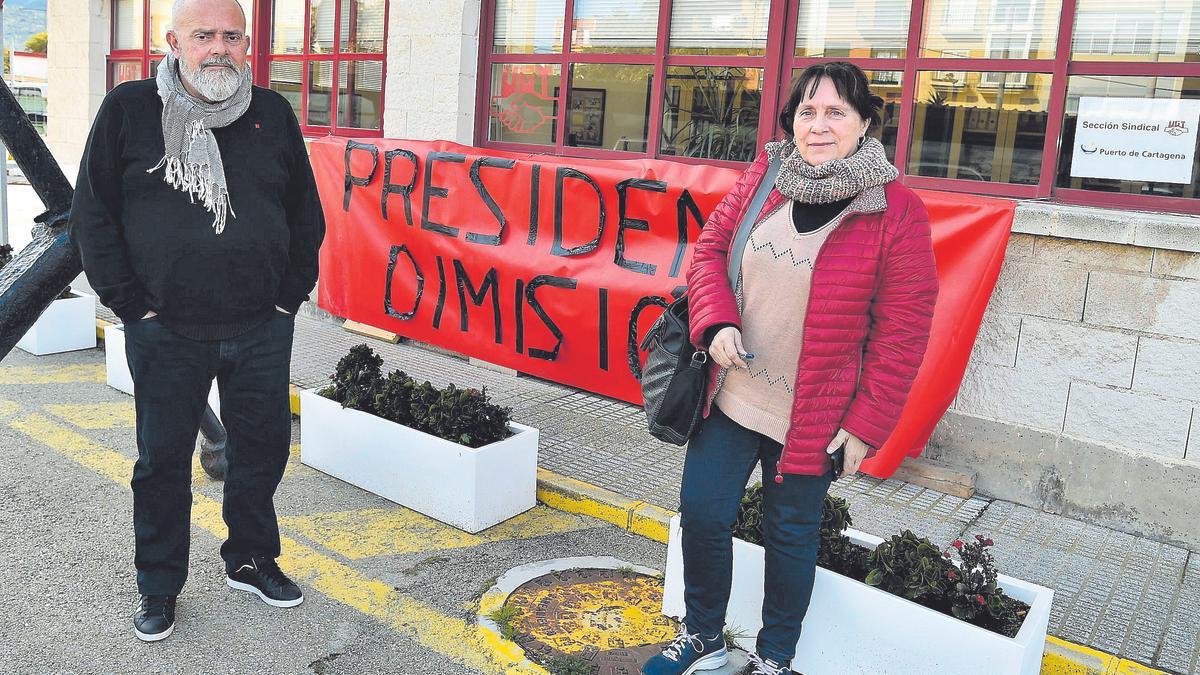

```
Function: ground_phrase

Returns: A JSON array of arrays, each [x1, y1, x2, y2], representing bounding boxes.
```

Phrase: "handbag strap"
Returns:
[[726, 154, 782, 286]]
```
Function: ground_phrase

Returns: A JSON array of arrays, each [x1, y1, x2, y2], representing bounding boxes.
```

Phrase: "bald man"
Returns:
[[69, 0, 324, 641]]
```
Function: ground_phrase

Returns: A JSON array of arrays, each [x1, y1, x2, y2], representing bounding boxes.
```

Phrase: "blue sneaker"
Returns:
[[641, 624, 728, 675]]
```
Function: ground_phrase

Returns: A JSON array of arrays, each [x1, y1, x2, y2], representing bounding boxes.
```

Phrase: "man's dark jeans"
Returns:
[[680, 406, 833, 665], [124, 312, 294, 596]]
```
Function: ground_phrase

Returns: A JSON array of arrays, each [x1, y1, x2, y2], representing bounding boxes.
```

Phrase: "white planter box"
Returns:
[[17, 293, 97, 355], [103, 323, 220, 414], [299, 389, 539, 533], [662, 515, 1053, 675]]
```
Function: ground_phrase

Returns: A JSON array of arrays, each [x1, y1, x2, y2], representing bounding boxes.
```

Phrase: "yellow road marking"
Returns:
[[11, 413, 133, 484], [0, 399, 21, 420], [45, 402, 136, 429], [0, 363, 107, 385], [10, 411, 541, 674], [282, 506, 598, 560]]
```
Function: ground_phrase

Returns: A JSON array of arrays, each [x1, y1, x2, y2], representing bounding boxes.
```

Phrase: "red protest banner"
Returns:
[[310, 138, 1014, 477]]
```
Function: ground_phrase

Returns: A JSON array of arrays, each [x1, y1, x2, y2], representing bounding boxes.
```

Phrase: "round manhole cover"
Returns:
[[503, 568, 676, 674]]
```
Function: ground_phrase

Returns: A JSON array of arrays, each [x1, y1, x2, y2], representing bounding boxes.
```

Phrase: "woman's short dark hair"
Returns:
[[779, 62, 885, 138]]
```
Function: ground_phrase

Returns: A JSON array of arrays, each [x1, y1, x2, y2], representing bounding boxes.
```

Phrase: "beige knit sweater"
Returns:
[[715, 203, 838, 444]]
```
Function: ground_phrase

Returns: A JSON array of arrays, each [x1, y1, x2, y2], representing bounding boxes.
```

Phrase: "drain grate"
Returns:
[[504, 568, 676, 674]]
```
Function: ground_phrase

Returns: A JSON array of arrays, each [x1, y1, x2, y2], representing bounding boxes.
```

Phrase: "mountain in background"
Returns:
[[3, 0, 47, 53]]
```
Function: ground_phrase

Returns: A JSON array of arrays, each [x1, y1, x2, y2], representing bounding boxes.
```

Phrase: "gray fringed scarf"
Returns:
[[148, 53, 253, 234], [764, 136, 899, 204]]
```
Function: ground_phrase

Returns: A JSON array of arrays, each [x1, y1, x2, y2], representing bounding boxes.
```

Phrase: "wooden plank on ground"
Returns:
[[891, 457, 977, 499], [342, 319, 400, 344]]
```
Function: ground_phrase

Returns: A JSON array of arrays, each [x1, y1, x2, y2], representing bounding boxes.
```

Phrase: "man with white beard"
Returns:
[[68, 0, 324, 642]]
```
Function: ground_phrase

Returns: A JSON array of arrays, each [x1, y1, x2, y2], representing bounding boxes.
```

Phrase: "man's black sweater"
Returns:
[[69, 78, 325, 341]]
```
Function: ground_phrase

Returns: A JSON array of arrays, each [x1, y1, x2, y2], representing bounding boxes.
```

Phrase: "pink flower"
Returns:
[[947, 571, 958, 581], [952, 540, 964, 550], [975, 594, 986, 605], [985, 539, 994, 546], [944, 551, 953, 559]]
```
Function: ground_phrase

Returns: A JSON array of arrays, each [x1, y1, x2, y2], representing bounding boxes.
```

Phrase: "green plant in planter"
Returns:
[[410, 383, 512, 448], [733, 486, 871, 578], [944, 535, 1028, 636], [732, 483, 766, 545], [865, 530, 955, 607], [373, 369, 418, 427], [817, 495, 871, 579], [321, 345, 514, 448], [321, 344, 384, 414]]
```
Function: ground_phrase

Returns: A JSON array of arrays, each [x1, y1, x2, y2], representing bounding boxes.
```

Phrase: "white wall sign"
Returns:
[[1071, 97, 1200, 184]]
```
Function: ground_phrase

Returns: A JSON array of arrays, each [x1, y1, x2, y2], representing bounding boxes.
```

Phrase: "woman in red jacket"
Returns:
[[642, 63, 939, 675]]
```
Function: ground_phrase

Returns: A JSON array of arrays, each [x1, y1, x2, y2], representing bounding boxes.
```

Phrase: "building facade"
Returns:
[[46, 0, 1200, 547]]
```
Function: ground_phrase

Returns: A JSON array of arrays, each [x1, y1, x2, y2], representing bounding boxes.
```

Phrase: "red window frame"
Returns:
[[477, 0, 1200, 215], [264, 0, 389, 138], [107, 0, 388, 139]]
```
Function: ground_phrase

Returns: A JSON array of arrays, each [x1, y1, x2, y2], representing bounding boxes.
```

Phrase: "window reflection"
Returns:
[[909, 71, 1051, 184], [661, 66, 762, 162], [922, 0, 1061, 59]]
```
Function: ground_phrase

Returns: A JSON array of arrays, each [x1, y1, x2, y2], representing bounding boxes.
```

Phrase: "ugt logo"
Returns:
[[1165, 120, 1188, 137], [491, 66, 556, 136]]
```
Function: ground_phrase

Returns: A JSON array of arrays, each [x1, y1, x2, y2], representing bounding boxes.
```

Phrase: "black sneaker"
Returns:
[[133, 594, 176, 642], [226, 557, 304, 608]]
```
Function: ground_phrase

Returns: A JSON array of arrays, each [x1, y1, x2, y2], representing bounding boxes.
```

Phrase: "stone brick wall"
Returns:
[[46, 0, 110, 166], [951, 232, 1199, 461], [381, 0, 480, 144]]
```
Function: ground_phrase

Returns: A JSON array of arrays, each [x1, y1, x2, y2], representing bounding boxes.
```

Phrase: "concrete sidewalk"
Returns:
[[85, 301, 1200, 674]]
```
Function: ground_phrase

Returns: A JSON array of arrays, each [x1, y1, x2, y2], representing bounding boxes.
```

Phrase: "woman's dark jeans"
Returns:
[[124, 312, 294, 596], [680, 406, 833, 665]]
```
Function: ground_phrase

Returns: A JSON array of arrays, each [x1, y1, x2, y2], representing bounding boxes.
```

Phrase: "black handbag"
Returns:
[[639, 155, 782, 445]]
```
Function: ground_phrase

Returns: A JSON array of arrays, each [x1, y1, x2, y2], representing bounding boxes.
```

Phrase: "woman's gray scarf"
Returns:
[[764, 136, 899, 204], [147, 53, 253, 234]]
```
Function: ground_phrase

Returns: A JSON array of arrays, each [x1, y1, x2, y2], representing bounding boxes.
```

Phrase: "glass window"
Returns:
[[340, 0, 386, 54], [571, 0, 659, 54], [661, 66, 762, 162], [149, 0, 171, 54], [114, 0, 144, 50], [922, 0, 1061, 59], [795, 0, 912, 58], [111, 61, 143, 86], [1071, 0, 1200, 62], [493, 0, 565, 54], [488, 63, 562, 145], [273, 0, 307, 54], [311, 0, 337, 53], [565, 64, 655, 151], [338, 60, 384, 129], [669, 0, 772, 56], [270, 60, 304, 121], [1055, 76, 1199, 199], [909, 70, 1052, 184], [307, 61, 334, 127]]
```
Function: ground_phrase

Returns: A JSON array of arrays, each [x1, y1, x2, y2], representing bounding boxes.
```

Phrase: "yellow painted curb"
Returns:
[[289, 385, 301, 416], [96, 318, 113, 339]]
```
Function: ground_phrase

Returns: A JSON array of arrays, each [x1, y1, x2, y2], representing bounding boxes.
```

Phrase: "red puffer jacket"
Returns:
[[687, 150, 938, 478]]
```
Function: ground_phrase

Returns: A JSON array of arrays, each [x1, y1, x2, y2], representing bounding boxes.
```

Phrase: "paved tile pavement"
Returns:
[[93, 305, 1200, 674]]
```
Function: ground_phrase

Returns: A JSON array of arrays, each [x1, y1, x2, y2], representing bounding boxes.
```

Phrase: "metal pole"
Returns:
[[0, 0, 9, 247]]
